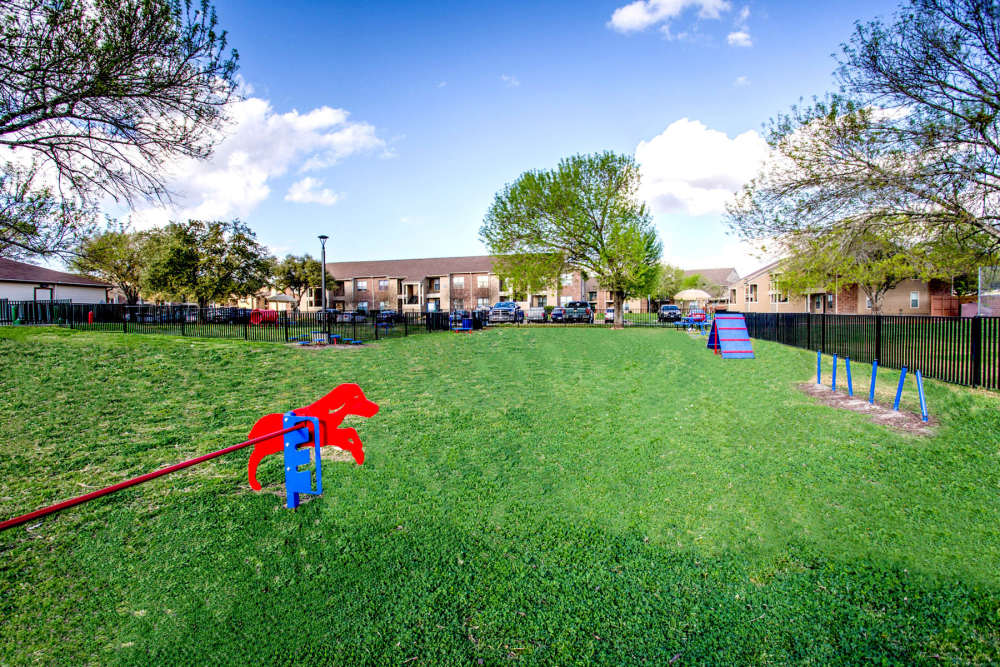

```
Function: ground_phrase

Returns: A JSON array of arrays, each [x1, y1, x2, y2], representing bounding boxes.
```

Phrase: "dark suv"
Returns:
[[658, 304, 681, 322]]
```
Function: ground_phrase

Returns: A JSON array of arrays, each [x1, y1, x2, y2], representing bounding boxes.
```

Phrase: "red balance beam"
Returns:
[[0, 423, 309, 532]]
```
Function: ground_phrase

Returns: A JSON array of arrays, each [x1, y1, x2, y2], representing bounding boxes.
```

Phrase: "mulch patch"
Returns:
[[797, 382, 934, 435]]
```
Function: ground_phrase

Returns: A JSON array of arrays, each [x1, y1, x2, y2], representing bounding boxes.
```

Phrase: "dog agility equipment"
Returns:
[[706, 314, 755, 359], [0, 384, 379, 531]]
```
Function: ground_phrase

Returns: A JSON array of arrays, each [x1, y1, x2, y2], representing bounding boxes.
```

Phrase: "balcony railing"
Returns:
[[405, 296, 419, 305]]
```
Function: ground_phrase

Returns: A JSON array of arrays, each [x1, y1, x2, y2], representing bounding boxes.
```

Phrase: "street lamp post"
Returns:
[[318, 235, 329, 313]]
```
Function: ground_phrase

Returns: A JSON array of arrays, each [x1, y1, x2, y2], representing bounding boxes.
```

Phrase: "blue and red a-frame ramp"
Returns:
[[707, 314, 755, 359]]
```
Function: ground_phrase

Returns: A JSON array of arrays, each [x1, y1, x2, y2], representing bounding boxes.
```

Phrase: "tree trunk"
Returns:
[[613, 290, 624, 329]]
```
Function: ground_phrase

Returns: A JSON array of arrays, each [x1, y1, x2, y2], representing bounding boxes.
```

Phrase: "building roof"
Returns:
[[737, 259, 784, 283], [325, 255, 498, 282], [0, 257, 110, 288], [682, 267, 739, 286]]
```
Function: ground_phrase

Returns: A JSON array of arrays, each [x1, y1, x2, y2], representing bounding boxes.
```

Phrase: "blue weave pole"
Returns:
[[915, 370, 928, 422], [846, 358, 853, 397], [869, 359, 878, 404], [817, 349, 821, 384], [893, 367, 907, 411], [831, 354, 837, 392], [283, 412, 322, 509]]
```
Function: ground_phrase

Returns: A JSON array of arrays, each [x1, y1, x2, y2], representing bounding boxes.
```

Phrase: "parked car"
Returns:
[[687, 308, 708, 322], [337, 310, 367, 323], [564, 300, 593, 323], [658, 304, 682, 322], [604, 307, 615, 322], [377, 310, 398, 324], [526, 307, 548, 323], [550, 306, 566, 322], [488, 301, 524, 323]]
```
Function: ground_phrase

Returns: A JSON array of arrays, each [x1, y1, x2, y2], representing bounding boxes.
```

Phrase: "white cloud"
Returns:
[[635, 118, 768, 216], [734, 75, 750, 87], [608, 0, 730, 34], [129, 96, 384, 227], [727, 30, 752, 46], [500, 74, 520, 88], [727, 5, 752, 47], [285, 177, 341, 206]]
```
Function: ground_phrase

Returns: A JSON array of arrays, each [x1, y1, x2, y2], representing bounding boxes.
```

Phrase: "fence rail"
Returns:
[[743, 312, 1000, 390], [0, 301, 453, 342]]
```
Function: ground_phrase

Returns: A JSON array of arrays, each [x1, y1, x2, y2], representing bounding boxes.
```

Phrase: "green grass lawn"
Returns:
[[1, 326, 998, 664]]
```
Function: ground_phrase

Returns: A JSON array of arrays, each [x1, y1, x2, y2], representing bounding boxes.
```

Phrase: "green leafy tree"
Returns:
[[651, 264, 685, 303], [70, 223, 149, 305], [1, 162, 97, 259], [143, 220, 273, 312], [775, 225, 960, 313], [729, 0, 1000, 258], [480, 152, 662, 328], [273, 254, 323, 311], [0, 0, 239, 257]]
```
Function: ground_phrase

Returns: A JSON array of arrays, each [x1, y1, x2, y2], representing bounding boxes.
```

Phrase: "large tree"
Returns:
[[480, 152, 662, 328], [70, 224, 149, 305], [728, 0, 1000, 258], [143, 220, 273, 310], [774, 225, 960, 313], [273, 254, 323, 311], [0, 0, 239, 258], [651, 264, 686, 303]]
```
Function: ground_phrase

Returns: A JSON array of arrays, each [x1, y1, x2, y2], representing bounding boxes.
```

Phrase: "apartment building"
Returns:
[[727, 260, 960, 316]]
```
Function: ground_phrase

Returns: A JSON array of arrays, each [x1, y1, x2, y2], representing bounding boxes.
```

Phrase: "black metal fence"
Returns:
[[0, 301, 453, 343], [743, 312, 1000, 390]]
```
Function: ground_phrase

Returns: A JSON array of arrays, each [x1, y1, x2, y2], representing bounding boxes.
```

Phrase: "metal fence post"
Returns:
[[971, 315, 982, 387], [404, 314, 408, 336], [284, 312, 289, 342], [244, 317, 248, 341], [181, 312, 185, 336], [806, 312, 811, 349], [875, 315, 882, 364], [821, 312, 826, 352]]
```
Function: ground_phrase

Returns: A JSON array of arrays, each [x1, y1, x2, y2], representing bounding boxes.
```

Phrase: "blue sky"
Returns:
[[131, 0, 901, 275]]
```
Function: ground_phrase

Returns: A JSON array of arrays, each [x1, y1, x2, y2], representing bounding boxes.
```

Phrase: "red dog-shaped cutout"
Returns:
[[247, 384, 379, 491]]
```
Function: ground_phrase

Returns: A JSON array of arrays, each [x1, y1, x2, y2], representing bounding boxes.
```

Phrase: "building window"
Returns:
[[588, 291, 597, 302], [746, 284, 758, 303], [308, 287, 321, 308], [769, 290, 788, 304], [379, 301, 387, 310], [357, 301, 369, 312], [477, 275, 489, 289], [378, 279, 388, 290], [477, 297, 489, 308], [498, 278, 506, 292], [427, 298, 439, 312], [866, 297, 872, 310], [535, 295, 547, 307], [729, 288, 737, 303], [910, 291, 919, 308], [431, 278, 440, 292], [356, 280, 367, 291], [452, 298, 465, 310], [453, 276, 465, 289], [560, 273, 572, 286]]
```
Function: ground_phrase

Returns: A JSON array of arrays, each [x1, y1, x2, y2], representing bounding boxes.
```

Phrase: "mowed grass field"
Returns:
[[1, 326, 998, 664]]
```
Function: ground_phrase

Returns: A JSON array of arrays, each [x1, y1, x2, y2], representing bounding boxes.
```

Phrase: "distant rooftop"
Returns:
[[0, 257, 110, 288]]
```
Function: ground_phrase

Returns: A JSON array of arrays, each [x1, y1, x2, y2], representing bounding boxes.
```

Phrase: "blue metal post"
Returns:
[[893, 367, 907, 411], [831, 354, 837, 391], [869, 359, 878, 404], [846, 357, 853, 397], [817, 349, 821, 384], [915, 370, 928, 422]]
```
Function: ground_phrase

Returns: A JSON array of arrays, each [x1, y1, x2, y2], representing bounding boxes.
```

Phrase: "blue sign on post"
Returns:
[[282, 412, 322, 509]]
